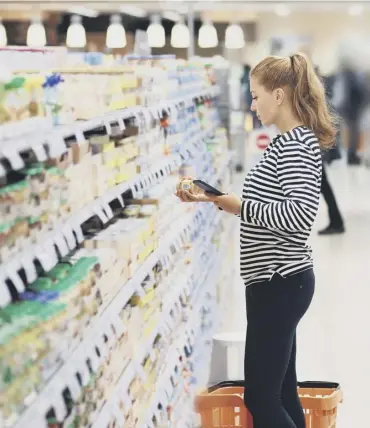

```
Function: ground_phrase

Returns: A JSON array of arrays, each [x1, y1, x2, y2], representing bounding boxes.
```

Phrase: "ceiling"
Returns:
[[0, 1, 369, 22]]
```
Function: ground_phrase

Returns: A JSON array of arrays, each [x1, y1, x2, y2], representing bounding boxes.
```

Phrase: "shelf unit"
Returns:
[[0, 80, 235, 428]]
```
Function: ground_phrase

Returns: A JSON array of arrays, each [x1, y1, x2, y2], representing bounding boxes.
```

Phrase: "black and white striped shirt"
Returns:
[[240, 126, 322, 286]]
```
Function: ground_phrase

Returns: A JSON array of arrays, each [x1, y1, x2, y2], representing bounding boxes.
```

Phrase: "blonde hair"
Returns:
[[251, 53, 337, 149]]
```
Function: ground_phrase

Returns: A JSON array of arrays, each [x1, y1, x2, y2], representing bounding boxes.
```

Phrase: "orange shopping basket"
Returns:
[[195, 380, 343, 428]]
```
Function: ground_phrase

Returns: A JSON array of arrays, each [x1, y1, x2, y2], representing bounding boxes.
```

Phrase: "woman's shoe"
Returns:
[[318, 225, 345, 235]]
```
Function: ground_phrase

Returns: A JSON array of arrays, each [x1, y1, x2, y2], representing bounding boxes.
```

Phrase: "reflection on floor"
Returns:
[[225, 162, 370, 427]]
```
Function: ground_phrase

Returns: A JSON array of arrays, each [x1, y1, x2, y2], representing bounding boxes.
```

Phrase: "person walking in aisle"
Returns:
[[176, 53, 336, 428], [318, 163, 345, 235], [319, 71, 345, 235]]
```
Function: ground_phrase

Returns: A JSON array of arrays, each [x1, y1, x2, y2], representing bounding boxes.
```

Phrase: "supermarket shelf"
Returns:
[[91, 219, 222, 428], [0, 123, 221, 307], [144, 258, 220, 428], [0, 86, 220, 172], [12, 202, 213, 428], [0, 153, 182, 307]]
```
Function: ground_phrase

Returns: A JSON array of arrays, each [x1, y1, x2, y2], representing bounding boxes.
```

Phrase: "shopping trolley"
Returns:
[[195, 380, 343, 428]]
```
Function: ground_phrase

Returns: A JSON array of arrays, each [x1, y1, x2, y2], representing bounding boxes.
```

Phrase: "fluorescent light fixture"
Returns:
[[66, 15, 86, 48], [0, 19, 7, 47], [120, 5, 147, 18], [171, 17, 190, 48], [27, 18, 46, 47], [162, 11, 181, 22], [68, 6, 99, 18], [225, 23, 245, 49], [147, 15, 165, 48], [106, 14, 127, 49], [198, 21, 218, 49], [275, 4, 291, 17], [348, 4, 364, 16]]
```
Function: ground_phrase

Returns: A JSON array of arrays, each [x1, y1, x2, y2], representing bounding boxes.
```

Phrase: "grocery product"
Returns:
[[0, 53, 234, 428]]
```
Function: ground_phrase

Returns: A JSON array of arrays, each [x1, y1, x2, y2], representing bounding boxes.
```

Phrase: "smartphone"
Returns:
[[193, 180, 225, 196]]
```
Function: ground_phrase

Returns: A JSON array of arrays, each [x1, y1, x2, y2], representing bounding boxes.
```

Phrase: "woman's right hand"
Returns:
[[175, 177, 213, 203]]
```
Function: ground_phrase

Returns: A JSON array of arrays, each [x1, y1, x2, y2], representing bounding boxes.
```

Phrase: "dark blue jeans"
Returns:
[[244, 269, 315, 428]]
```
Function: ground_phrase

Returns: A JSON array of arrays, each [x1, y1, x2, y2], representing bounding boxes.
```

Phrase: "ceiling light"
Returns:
[[198, 21, 218, 49], [0, 19, 7, 47], [171, 17, 190, 48], [68, 6, 99, 18], [348, 4, 364, 16], [106, 14, 127, 49], [66, 15, 86, 48], [27, 18, 46, 47], [147, 15, 165, 48], [225, 23, 245, 49], [275, 4, 291, 17]]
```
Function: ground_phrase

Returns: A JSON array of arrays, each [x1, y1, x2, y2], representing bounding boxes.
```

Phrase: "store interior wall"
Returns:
[[240, 11, 370, 75]]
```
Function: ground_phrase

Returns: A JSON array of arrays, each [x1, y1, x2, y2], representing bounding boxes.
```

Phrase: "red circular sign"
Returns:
[[256, 133, 270, 150]]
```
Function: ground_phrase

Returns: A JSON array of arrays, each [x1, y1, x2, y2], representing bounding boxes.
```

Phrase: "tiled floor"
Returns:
[[222, 161, 370, 427]]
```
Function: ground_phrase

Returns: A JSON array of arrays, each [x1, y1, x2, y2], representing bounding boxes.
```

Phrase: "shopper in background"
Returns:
[[318, 165, 345, 235], [241, 63, 260, 129], [176, 53, 336, 428], [332, 56, 367, 165], [318, 69, 346, 235]]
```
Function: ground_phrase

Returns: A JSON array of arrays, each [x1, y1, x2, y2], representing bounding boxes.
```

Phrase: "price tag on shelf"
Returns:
[[110, 313, 125, 337], [93, 202, 109, 224], [65, 366, 82, 400], [117, 115, 126, 132], [54, 233, 70, 257], [49, 381, 68, 422], [32, 398, 50, 427], [42, 240, 59, 270], [103, 202, 114, 220], [73, 224, 84, 244], [21, 255, 38, 283], [104, 120, 112, 136], [5, 261, 25, 292], [0, 273, 11, 307], [62, 225, 77, 251], [48, 134, 67, 157], [33, 144, 47, 161], [1, 147, 24, 170], [75, 352, 90, 386], [75, 129, 86, 144], [97, 335, 109, 360], [89, 344, 101, 372], [111, 401, 126, 427]]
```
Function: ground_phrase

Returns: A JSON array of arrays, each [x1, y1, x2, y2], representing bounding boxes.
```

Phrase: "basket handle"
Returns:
[[298, 381, 340, 389], [208, 380, 245, 393]]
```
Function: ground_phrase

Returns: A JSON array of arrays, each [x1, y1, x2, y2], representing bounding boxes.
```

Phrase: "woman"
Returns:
[[176, 53, 336, 428]]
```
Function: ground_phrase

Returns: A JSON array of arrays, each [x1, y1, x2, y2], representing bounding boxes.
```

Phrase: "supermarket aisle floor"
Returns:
[[225, 162, 370, 428]]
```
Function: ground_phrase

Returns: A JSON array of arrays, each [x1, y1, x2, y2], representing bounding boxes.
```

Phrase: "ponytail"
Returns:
[[251, 53, 337, 149], [290, 54, 337, 149]]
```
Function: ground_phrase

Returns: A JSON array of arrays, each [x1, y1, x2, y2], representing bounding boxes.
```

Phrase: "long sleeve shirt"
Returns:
[[240, 126, 322, 286]]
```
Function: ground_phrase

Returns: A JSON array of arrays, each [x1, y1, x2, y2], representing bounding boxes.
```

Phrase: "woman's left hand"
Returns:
[[206, 193, 242, 215]]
